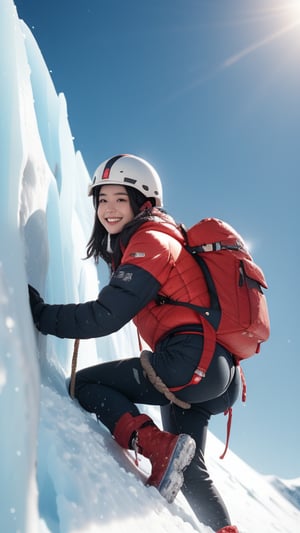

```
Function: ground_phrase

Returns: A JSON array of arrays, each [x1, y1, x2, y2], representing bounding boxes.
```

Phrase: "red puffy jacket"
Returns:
[[120, 219, 208, 350]]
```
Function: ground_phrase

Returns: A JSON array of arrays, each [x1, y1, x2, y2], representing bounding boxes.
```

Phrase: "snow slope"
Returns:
[[0, 1, 299, 532]]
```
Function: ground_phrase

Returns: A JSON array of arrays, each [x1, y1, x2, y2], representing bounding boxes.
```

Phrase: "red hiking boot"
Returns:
[[114, 412, 196, 503], [217, 527, 239, 533]]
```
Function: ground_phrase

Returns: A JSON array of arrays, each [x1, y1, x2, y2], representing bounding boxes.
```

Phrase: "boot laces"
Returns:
[[131, 433, 140, 466]]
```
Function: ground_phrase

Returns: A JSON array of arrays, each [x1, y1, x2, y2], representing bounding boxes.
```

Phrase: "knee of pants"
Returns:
[[161, 402, 210, 451], [70, 369, 90, 399]]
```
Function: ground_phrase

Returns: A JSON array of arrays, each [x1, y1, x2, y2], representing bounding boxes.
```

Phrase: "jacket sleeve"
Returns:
[[36, 264, 161, 339]]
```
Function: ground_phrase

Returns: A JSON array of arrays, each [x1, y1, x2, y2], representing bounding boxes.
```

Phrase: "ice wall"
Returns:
[[0, 1, 97, 531]]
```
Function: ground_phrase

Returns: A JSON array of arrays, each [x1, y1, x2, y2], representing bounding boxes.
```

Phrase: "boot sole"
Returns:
[[158, 434, 196, 503]]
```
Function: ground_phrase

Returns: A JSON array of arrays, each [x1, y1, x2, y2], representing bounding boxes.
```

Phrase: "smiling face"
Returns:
[[97, 184, 135, 234]]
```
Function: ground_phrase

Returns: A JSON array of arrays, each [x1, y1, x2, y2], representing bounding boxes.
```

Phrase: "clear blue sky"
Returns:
[[14, 0, 300, 479]]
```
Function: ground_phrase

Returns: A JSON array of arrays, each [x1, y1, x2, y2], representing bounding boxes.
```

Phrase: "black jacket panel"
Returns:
[[37, 264, 161, 339]]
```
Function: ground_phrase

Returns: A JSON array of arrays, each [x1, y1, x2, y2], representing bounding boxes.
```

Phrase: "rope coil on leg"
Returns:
[[69, 344, 191, 409], [140, 350, 191, 410]]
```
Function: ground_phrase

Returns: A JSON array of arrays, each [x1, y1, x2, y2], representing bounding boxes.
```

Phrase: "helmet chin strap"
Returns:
[[107, 233, 113, 253], [139, 200, 153, 211]]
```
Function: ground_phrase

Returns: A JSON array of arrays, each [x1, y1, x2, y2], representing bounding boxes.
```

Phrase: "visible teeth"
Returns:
[[107, 218, 121, 222]]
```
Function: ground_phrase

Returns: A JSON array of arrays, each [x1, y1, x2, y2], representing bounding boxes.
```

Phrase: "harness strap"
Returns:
[[219, 365, 247, 459], [219, 407, 233, 459], [168, 317, 217, 392], [239, 364, 247, 402]]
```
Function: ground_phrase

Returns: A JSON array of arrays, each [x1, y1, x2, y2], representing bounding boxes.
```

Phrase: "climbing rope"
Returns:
[[69, 338, 80, 399], [140, 350, 191, 410]]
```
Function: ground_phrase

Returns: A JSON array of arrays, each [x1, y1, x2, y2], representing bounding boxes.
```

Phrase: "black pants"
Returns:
[[74, 333, 241, 531]]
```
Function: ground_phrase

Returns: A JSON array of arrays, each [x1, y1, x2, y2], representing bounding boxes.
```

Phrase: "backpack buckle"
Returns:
[[191, 368, 206, 384]]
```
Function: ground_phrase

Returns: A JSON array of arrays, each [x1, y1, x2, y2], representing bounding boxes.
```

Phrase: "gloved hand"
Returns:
[[28, 285, 46, 329]]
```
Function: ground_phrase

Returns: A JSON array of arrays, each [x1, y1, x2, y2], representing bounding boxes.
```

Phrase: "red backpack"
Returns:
[[157, 218, 270, 455], [159, 217, 270, 368]]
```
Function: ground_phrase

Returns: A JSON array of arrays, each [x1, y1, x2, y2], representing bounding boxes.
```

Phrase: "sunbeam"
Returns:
[[222, 19, 300, 69]]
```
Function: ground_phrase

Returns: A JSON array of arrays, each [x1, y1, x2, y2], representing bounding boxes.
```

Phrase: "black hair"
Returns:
[[86, 185, 155, 267]]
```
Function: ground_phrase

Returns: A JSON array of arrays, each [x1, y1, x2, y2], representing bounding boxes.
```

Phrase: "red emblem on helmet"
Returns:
[[102, 167, 110, 179]]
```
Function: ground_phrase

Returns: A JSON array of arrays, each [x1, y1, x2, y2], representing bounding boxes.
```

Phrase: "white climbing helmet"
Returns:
[[88, 154, 163, 207]]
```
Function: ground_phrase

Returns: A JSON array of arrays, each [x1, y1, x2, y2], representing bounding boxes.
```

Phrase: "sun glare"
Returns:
[[262, 1, 300, 19], [169, 1, 300, 99], [288, 1, 300, 16], [220, 1, 300, 70], [265, 1, 300, 25]]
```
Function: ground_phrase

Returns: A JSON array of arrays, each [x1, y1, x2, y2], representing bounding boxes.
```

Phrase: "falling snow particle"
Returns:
[[5, 316, 15, 331], [0, 367, 7, 391]]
